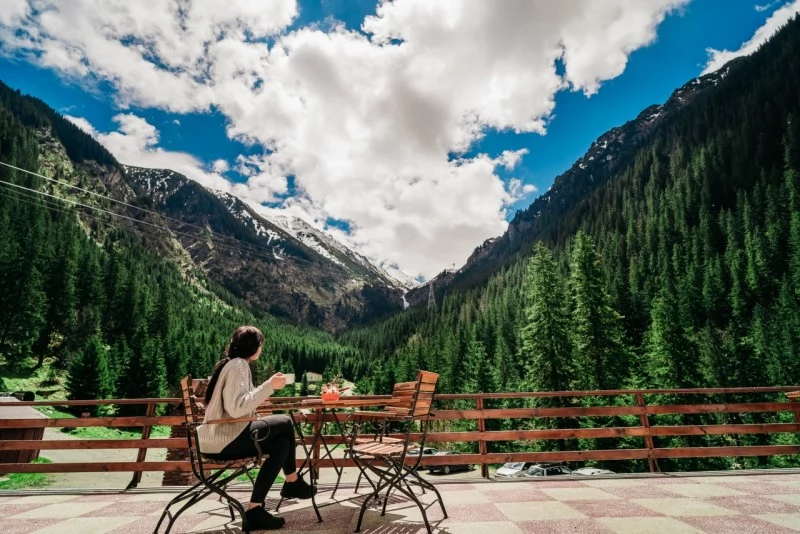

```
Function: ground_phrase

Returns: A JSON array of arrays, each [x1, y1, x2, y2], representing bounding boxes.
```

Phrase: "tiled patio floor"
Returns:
[[2, 472, 800, 533]]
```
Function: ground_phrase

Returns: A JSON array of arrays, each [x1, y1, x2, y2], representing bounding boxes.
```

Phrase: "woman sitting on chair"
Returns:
[[197, 325, 315, 530]]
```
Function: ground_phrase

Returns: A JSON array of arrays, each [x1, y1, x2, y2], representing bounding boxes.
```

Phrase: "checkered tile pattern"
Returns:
[[1, 473, 800, 533]]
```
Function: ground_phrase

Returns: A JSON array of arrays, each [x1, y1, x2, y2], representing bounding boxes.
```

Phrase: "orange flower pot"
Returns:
[[320, 391, 341, 402]]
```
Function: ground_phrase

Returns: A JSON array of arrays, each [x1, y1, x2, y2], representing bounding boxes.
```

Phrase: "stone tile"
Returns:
[[682, 515, 799, 534], [124, 492, 182, 502], [632, 498, 740, 517], [601, 485, 682, 500], [597, 516, 704, 534], [430, 489, 490, 505], [541, 487, 622, 501], [7, 501, 112, 519], [354, 508, 437, 532], [282, 504, 354, 530], [69, 494, 131, 503], [769, 494, 800, 507], [106, 513, 208, 534], [706, 496, 800, 515], [7, 495, 77, 505], [440, 522, 523, 534], [755, 513, 800, 532], [720, 482, 800, 495], [480, 487, 554, 502], [517, 519, 613, 534], [582, 479, 649, 488], [524, 480, 587, 489], [568, 499, 664, 518], [403, 503, 502, 523], [29, 517, 139, 534], [86, 500, 170, 517], [0, 504, 45, 518], [666, 483, 749, 498], [0, 519, 63, 534], [146, 496, 228, 515], [644, 477, 700, 485], [184, 514, 236, 532], [435, 483, 476, 492], [495, 501, 587, 521]]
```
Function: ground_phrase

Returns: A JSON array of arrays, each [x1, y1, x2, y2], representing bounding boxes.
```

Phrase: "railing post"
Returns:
[[788, 392, 800, 423], [127, 401, 155, 489], [635, 393, 659, 473], [476, 397, 489, 479], [312, 408, 322, 481]]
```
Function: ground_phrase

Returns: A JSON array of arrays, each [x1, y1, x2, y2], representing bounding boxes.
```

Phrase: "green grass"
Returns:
[[0, 458, 53, 490], [1, 358, 67, 401]]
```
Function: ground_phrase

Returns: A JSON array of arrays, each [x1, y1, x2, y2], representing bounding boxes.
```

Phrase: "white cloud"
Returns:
[[0, 0, 27, 26], [702, 0, 800, 75], [211, 159, 229, 173], [755, 1, 782, 12], [66, 113, 227, 192], [6, 0, 687, 278], [65, 115, 98, 137], [498, 149, 529, 171], [66, 114, 290, 206]]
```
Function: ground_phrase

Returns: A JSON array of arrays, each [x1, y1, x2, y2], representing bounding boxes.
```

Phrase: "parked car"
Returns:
[[427, 452, 475, 475], [406, 447, 441, 470], [495, 462, 537, 479], [524, 463, 572, 477], [572, 467, 615, 476]]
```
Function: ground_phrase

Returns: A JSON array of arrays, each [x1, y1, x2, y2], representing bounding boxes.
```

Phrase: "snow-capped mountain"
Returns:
[[123, 165, 407, 330]]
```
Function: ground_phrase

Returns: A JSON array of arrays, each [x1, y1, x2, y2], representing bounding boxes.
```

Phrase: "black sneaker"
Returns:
[[280, 476, 317, 500], [244, 506, 285, 531]]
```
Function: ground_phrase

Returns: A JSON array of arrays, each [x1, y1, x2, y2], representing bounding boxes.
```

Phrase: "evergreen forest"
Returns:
[[1, 16, 800, 473]]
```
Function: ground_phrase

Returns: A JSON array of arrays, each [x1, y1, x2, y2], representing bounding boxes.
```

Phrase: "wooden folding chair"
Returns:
[[154, 376, 263, 534], [347, 371, 445, 534]]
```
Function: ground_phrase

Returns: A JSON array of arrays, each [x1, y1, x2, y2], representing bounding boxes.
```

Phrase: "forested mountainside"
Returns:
[[0, 82, 370, 410], [337, 17, 800, 471]]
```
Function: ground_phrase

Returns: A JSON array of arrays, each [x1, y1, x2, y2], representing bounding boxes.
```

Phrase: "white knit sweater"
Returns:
[[196, 358, 275, 454]]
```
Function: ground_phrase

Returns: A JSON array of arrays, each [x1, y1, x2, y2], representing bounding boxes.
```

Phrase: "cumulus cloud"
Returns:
[[702, 0, 800, 75], [66, 114, 290, 206], [6, 0, 687, 278], [0, 0, 27, 26]]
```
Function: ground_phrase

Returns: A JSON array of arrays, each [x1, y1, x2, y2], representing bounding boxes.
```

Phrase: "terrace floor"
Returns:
[[2, 471, 800, 534]]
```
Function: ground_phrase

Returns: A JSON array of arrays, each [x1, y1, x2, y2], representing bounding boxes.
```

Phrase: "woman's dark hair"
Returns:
[[204, 326, 265, 403]]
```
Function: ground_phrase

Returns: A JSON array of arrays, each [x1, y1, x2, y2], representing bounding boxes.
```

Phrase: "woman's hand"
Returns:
[[269, 372, 287, 390]]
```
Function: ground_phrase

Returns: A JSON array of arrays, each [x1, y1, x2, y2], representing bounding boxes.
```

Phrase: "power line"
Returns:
[[0, 160, 300, 261], [0, 178, 286, 263]]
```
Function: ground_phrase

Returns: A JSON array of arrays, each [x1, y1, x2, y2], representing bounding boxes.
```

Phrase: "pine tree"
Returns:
[[67, 335, 113, 415], [519, 243, 571, 393], [569, 232, 630, 390]]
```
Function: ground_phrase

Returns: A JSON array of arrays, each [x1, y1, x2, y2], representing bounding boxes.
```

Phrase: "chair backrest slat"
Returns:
[[411, 370, 439, 417]]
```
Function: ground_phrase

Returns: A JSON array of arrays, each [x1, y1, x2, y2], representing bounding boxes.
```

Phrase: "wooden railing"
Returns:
[[1, 387, 799, 487]]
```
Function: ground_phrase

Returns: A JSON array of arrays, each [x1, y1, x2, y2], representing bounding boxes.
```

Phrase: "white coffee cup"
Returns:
[[283, 373, 296, 385]]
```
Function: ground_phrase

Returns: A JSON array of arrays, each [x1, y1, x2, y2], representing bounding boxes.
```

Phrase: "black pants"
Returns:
[[219, 414, 297, 504]]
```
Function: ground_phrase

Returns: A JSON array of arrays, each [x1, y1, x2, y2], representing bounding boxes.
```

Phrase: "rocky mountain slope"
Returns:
[[122, 165, 409, 330]]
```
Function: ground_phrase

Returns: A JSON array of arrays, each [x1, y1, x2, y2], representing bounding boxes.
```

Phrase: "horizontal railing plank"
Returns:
[[0, 439, 186, 450], [0, 416, 184, 429]]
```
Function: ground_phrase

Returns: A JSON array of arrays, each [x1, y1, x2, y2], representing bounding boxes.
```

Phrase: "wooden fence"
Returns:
[[1, 387, 799, 486]]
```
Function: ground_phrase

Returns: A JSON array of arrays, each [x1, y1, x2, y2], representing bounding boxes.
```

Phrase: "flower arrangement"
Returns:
[[320, 375, 349, 402]]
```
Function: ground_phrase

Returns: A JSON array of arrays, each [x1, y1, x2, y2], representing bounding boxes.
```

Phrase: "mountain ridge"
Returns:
[[404, 57, 743, 306]]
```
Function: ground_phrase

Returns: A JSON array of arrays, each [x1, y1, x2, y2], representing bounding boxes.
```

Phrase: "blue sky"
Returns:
[[0, 0, 795, 278]]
